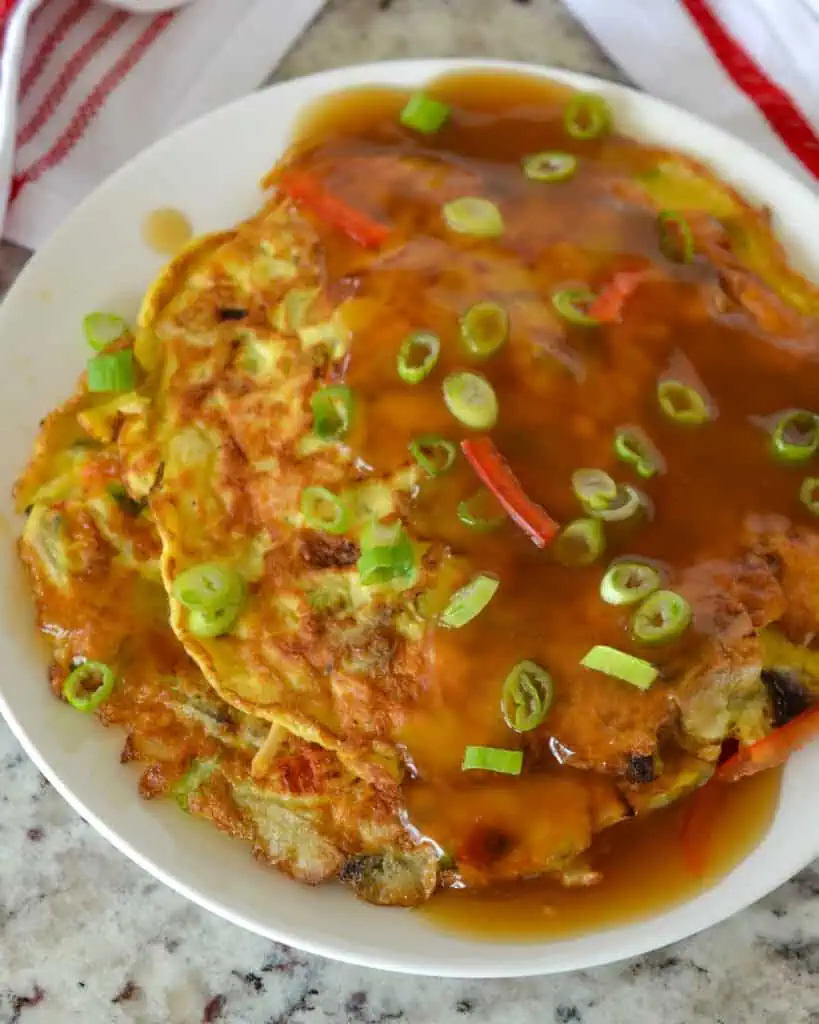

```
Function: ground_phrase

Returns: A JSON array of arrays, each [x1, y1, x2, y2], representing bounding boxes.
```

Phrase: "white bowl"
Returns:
[[1, 59, 818, 978]]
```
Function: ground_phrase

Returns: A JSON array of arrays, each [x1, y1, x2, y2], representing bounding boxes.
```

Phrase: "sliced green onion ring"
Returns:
[[572, 468, 618, 511], [457, 489, 506, 532], [172, 563, 244, 611], [553, 517, 605, 567], [590, 484, 643, 523], [771, 410, 819, 463], [442, 371, 499, 430], [440, 573, 499, 629], [563, 92, 612, 141], [462, 745, 523, 775], [400, 92, 450, 134], [800, 477, 819, 515], [443, 197, 504, 239], [409, 435, 457, 477], [632, 589, 692, 645], [361, 520, 405, 550], [657, 380, 711, 425], [501, 660, 554, 732], [62, 660, 116, 712], [357, 522, 414, 586], [658, 211, 694, 264], [460, 301, 509, 359], [397, 331, 441, 384], [614, 427, 663, 479], [357, 546, 412, 587], [600, 561, 662, 606], [552, 287, 599, 327], [300, 486, 350, 535], [580, 645, 658, 690], [87, 350, 135, 393], [83, 312, 128, 351], [522, 151, 577, 183], [174, 563, 247, 638], [311, 385, 354, 441], [188, 603, 242, 639]]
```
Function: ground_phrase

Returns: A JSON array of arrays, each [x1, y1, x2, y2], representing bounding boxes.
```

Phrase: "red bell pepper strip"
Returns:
[[716, 704, 819, 783], [460, 436, 560, 549], [588, 269, 654, 324], [278, 172, 389, 249], [680, 705, 819, 876]]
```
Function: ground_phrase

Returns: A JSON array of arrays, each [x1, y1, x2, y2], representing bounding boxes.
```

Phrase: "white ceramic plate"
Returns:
[[1, 59, 818, 978]]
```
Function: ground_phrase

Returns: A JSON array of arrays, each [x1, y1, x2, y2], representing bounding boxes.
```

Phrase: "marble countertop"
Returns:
[[2, 1, 819, 1021]]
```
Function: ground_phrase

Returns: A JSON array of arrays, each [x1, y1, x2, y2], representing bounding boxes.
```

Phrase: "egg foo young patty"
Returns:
[[14, 75, 819, 912]]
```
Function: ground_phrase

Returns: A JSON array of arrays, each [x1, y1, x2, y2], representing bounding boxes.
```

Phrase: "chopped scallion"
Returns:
[[800, 477, 819, 515], [553, 517, 605, 567], [443, 197, 503, 239], [440, 573, 499, 629], [460, 301, 508, 359], [657, 380, 711, 425], [311, 385, 354, 441], [589, 484, 643, 523], [357, 521, 414, 586], [187, 604, 242, 639], [771, 410, 819, 464], [461, 745, 523, 775], [300, 486, 350, 535], [62, 660, 116, 712], [172, 563, 244, 612], [580, 645, 658, 690], [443, 371, 498, 430], [572, 468, 618, 511], [409, 435, 456, 477], [522, 151, 577, 183], [457, 489, 506, 532], [87, 350, 135, 393], [563, 92, 612, 141], [631, 589, 692, 644], [397, 331, 440, 384], [83, 312, 128, 351], [400, 92, 450, 134], [613, 427, 663, 479], [552, 287, 599, 327], [600, 561, 662, 606], [501, 660, 553, 732]]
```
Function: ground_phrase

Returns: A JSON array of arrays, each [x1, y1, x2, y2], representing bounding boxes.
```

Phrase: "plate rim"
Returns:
[[2, 56, 818, 978]]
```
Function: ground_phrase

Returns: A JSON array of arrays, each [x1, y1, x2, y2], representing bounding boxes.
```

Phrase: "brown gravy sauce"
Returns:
[[424, 768, 780, 939], [287, 71, 796, 937]]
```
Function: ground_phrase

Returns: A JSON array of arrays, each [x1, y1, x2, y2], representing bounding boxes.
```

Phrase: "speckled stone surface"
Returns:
[[1, 2, 818, 1021]]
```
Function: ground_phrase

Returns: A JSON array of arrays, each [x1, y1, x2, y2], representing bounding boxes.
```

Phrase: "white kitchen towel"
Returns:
[[563, 0, 819, 189], [5, 0, 326, 248]]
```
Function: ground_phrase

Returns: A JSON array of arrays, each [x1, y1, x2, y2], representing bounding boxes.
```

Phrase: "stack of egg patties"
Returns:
[[14, 196, 440, 906]]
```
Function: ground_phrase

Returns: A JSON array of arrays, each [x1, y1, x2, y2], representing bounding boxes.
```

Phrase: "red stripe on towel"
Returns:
[[17, 10, 129, 147], [30, 0, 58, 29], [14, 12, 176, 193], [21, 0, 93, 100], [682, 0, 819, 179]]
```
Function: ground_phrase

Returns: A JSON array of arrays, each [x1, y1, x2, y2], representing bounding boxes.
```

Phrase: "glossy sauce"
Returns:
[[424, 767, 780, 939], [287, 72, 814, 934], [142, 207, 193, 256]]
